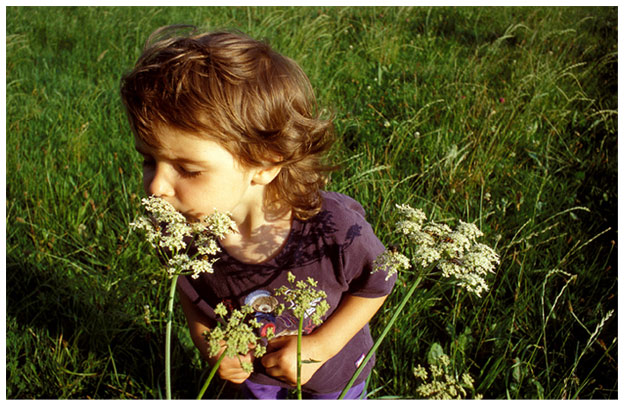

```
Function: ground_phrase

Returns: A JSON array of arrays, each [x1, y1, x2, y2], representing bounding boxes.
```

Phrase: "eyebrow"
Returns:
[[134, 144, 209, 166]]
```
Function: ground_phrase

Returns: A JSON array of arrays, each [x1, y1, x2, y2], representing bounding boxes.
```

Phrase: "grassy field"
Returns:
[[5, 6, 617, 399]]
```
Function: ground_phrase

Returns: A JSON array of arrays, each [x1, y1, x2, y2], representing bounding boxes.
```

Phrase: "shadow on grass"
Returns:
[[5, 250, 242, 399]]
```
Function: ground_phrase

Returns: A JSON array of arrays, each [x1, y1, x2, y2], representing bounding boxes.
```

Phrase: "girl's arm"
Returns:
[[178, 290, 254, 384], [261, 294, 388, 385]]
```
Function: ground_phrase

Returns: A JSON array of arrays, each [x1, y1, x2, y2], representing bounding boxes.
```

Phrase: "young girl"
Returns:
[[120, 25, 396, 399]]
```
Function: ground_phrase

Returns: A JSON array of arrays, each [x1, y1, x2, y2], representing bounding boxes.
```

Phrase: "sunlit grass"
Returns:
[[6, 6, 617, 399]]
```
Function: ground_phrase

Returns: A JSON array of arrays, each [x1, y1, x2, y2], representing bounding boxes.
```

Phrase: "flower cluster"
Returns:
[[130, 196, 236, 278], [372, 249, 411, 281], [275, 272, 330, 325], [413, 350, 481, 399], [375, 204, 500, 297], [205, 304, 269, 373]]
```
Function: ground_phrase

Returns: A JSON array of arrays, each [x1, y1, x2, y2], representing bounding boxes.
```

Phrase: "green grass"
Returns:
[[6, 6, 617, 399]]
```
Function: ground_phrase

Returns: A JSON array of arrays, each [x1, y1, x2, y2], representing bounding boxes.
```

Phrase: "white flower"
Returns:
[[131, 196, 236, 279], [413, 365, 428, 380], [204, 304, 267, 373], [409, 230, 436, 247], [438, 260, 464, 279], [396, 204, 427, 224], [167, 253, 192, 277], [421, 222, 452, 239], [383, 203, 499, 297], [373, 250, 411, 280], [413, 244, 442, 267], [129, 216, 159, 248], [414, 347, 480, 399], [439, 231, 471, 257], [200, 210, 237, 238], [456, 220, 483, 241], [196, 236, 220, 256], [396, 219, 423, 237], [462, 243, 500, 275], [159, 222, 192, 251], [275, 272, 329, 324], [188, 256, 218, 279], [142, 196, 186, 225]]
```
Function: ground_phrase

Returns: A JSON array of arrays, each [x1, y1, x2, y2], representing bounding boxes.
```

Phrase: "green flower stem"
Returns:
[[165, 274, 179, 400], [297, 315, 304, 400], [338, 274, 423, 399], [197, 351, 227, 400]]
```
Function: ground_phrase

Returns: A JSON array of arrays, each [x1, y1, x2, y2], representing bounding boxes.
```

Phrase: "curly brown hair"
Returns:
[[120, 25, 336, 220]]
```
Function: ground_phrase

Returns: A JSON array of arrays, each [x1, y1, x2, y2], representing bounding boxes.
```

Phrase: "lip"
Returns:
[[179, 208, 213, 225], [180, 211, 201, 223]]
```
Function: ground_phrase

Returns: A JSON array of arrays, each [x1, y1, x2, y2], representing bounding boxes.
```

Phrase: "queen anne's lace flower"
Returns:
[[374, 204, 499, 297], [167, 253, 193, 277], [439, 231, 471, 256], [159, 222, 192, 251], [396, 204, 427, 224], [421, 222, 453, 238], [204, 304, 268, 373], [275, 272, 329, 325], [409, 230, 437, 248], [195, 234, 220, 256], [413, 348, 481, 399], [130, 196, 235, 279], [188, 257, 219, 279], [196, 210, 237, 237], [373, 250, 411, 280], [456, 220, 483, 241], [129, 216, 159, 248], [395, 204, 428, 237], [413, 244, 442, 267], [142, 197, 187, 225]]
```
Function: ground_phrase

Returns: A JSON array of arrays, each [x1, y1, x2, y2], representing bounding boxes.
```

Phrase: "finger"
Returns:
[[260, 351, 277, 368], [223, 372, 251, 385], [217, 367, 247, 385], [263, 367, 294, 386], [262, 357, 298, 385], [265, 336, 289, 352]]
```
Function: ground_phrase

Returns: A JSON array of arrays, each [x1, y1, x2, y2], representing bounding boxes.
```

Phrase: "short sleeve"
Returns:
[[323, 192, 397, 298], [343, 216, 397, 297]]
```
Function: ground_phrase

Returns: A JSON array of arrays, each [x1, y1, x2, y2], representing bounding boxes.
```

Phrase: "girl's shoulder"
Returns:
[[319, 191, 367, 220], [298, 191, 378, 249]]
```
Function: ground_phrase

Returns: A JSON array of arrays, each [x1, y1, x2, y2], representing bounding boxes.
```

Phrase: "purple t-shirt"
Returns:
[[177, 191, 396, 394]]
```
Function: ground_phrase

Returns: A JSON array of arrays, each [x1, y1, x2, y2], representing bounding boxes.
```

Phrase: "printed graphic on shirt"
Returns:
[[243, 289, 323, 337]]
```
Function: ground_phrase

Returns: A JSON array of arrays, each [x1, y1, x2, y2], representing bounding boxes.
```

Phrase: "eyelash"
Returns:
[[177, 165, 202, 178], [141, 158, 201, 178]]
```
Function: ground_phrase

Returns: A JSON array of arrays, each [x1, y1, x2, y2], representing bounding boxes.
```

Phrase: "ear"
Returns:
[[251, 165, 282, 186]]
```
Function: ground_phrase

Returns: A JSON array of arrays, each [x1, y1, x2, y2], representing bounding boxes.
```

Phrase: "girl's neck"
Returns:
[[220, 208, 293, 264]]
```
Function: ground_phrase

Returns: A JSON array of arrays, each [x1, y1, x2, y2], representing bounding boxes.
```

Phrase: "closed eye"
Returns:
[[176, 165, 202, 178]]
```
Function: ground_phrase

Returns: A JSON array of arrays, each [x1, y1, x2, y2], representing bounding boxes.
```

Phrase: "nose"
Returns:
[[145, 163, 174, 198]]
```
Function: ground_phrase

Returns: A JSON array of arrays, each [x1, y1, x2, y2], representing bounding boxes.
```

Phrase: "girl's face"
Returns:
[[135, 126, 261, 225]]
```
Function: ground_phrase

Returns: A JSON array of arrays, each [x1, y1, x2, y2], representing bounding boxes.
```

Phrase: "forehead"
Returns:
[[135, 123, 206, 150], [134, 125, 245, 166]]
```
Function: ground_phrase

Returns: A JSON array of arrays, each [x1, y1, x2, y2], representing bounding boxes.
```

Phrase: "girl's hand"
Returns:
[[260, 335, 327, 386], [260, 295, 390, 387], [210, 346, 254, 384]]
